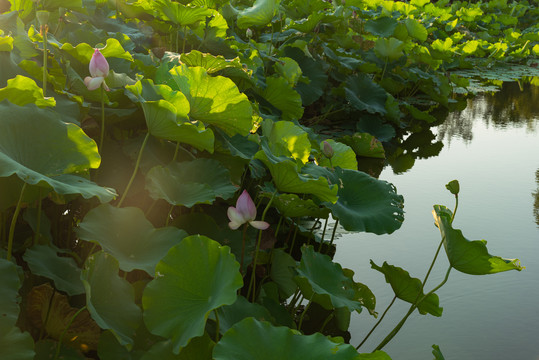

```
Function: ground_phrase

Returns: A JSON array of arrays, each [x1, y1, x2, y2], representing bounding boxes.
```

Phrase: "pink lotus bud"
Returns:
[[85, 48, 110, 91], [89, 49, 109, 78], [322, 140, 334, 159], [227, 190, 269, 230]]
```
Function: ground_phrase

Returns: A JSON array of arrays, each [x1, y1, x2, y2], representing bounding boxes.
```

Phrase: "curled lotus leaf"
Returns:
[[433, 205, 524, 275]]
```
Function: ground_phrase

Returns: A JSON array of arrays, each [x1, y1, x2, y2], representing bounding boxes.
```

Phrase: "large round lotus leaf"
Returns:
[[262, 77, 304, 121], [77, 204, 187, 275], [370, 261, 442, 317], [338, 133, 386, 159], [169, 65, 253, 136], [283, 47, 327, 106], [317, 140, 358, 170], [143, 100, 215, 153], [141, 334, 215, 360], [213, 317, 360, 359], [216, 295, 274, 333], [237, 0, 279, 29], [180, 50, 244, 74], [81, 252, 142, 347], [433, 205, 524, 274], [0, 103, 116, 203], [261, 120, 311, 163], [295, 246, 363, 312], [26, 283, 100, 350], [143, 235, 242, 354], [254, 141, 338, 203], [0, 258, 22, 327], [270, 193, 330, 219], [0, 324, 35, 360], [344, 75, 388, 115], [145, 159, 237, 208], [23, 245, 85, 296], [305, 167, 404, 235], [155, 0, 212, 26]]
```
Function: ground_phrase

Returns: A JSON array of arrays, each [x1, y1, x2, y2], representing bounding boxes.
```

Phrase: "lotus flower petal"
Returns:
[[84, 76, 105, 91], [89, 49, 109, 78]]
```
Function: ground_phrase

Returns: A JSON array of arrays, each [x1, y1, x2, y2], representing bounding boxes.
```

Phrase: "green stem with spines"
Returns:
[[7, 183, 27, 261]]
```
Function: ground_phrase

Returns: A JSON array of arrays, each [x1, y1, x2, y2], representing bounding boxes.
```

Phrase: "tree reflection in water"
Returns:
[[438, 82, 539, 146], [534, 169, 539, 227]]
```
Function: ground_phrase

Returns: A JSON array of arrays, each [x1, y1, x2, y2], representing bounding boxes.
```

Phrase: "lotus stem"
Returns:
[[214, 309, 220, 342], [165, 205, 174, 226], [288, 222, 298, 255], [182, 26, 187, 54], [356, 295, 397, 350], [117, 132, 150, 207], [38, 287, 55, 341], [450, 195, 458, 224], [319, 312, 334, 333], [375, 266, 452, 351], [317, 218, 329, 252], [247, 191, 276, 301], [54, 306, 87, 360], [99, 86, 105, 151], [326, 219, 339, 253], [7, 183, 27, 261], [298, 294, 314, 331], [240, 223, 248, 275]]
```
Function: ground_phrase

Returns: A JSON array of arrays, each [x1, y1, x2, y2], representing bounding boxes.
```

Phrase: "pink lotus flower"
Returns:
[[84, 49, 110, 91], [227, 190, 269, 230]]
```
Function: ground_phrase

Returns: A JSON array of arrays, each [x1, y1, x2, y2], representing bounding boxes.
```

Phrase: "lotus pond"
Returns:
[[0, 0, 536, 359], [338, 82, 539, 359]]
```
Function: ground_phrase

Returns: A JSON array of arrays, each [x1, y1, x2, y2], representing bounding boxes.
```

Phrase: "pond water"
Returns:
[[335, 82, 539, 360]]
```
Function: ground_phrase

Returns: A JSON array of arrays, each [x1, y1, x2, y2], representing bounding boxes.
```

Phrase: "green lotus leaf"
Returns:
[[0, 258, 35, 359], [143, 235, 242, 354], [145, 159, 237, 207], [295, 246, 363, 312], [269, 193, 330, 218], [338, 133, 385, 159], [313, 167, 404, 234], [237, 0, 280, 29], [23, 245, 85, 296], [77, 204, 187, 275], [364, 17, 398, 37], [42, 0, 83, 11], [254, 146, 338, 203], [358, 351, 392, 359], [81, 252, 142, 347], [0, 75, 55, 107], [0, 259, 22, 328], [433, 205, 524, 275], [143, 100, 214, 153], [0, 175, 48, 211], [342, 268, 377, 317], [374, 37, 405, 61], [0, 103, 116, 203], [34, 339, 86, 360], [216, 295, 274, 333], [404, 19, 428, 42], [405, 104, 437, 123], [141, 334, 215, 360], [169, 65, 253, 136], [370, 261, 443, 316], [213, 317, 360, 359], [345, 75, 388, 115], [317, 140, 358, 170], [283, 46, 327, 106], [0, 324, 35, 360], [180, 50, 244, 74], [274, 57, 302, 86], [262, 120, 311, 163], [262, 77, 304, 121], [61, 38, 132, 64], [0, 35, 13, 51], [154, 0, 212, 26], [18, 58, 67, 93], [270, 249, 298, 298]]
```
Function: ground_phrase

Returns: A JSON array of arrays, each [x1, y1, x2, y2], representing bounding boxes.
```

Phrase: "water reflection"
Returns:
[[534, 169, 539, 227], [438, 82, 539, 145]]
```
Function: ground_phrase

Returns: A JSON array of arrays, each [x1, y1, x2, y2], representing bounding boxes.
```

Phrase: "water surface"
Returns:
[[336, 83, 539, 360]]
